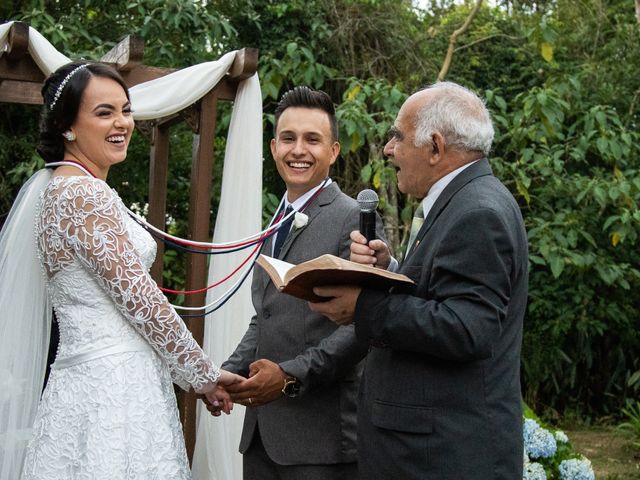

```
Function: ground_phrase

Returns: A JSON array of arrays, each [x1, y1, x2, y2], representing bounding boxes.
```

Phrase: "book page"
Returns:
[[256, 253, 414, 302], [257, 255, 293, 287]]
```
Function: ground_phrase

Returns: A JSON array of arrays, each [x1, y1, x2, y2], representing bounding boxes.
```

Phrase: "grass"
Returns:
[[565, 426, 640, 479]]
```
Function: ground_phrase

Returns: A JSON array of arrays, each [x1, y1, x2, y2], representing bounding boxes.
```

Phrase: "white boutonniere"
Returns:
[[293, 212, 309, 229]]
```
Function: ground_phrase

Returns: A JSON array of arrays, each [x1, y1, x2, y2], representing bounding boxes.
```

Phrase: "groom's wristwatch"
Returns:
[[282, 376, 300, 398]]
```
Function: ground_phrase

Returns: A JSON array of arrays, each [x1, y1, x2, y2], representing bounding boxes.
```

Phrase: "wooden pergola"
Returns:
[[0, 21, 258, 461]]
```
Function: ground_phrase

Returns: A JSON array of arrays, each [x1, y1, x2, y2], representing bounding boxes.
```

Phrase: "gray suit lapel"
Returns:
[[278, 183, 340, 259], [406, 159, 493, 258]]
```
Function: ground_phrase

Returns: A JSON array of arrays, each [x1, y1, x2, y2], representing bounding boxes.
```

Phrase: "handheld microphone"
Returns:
[[357, 189, 379, 243]]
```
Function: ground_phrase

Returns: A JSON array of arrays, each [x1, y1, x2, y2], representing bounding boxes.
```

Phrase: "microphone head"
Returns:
[[357, 189, 379, 212]]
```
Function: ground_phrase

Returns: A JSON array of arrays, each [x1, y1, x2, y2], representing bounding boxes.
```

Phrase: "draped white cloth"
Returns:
[[192, 73, 262, 480], [0, 20, 261, 480]]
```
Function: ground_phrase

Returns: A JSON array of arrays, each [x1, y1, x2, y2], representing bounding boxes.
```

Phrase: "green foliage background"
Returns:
[[1, 0, 639, 419]]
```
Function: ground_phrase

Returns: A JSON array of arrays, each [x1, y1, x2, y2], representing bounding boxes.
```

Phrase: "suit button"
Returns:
[[264, 310, 270, 319]]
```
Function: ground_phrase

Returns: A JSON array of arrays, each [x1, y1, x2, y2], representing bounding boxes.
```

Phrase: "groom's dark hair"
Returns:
[[274, 86, 338, 141]]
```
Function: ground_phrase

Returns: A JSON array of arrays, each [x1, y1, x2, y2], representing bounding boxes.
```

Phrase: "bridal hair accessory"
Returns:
[[49, 63, 89, 110], [62, 131, 76, 141]]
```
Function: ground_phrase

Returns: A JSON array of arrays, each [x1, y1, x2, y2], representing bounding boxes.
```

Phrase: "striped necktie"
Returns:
[[404, 203, 424, 259]]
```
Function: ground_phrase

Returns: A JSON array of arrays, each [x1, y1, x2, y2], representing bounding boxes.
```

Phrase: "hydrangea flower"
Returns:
[[523, 418, 557, 459], [523, 461, 547, 480], [555, 430, 569, 444], [558, 458, 595, 480]]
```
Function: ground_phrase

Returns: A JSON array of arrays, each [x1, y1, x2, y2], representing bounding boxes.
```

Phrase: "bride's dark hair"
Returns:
[[37, 62, 130, 163]]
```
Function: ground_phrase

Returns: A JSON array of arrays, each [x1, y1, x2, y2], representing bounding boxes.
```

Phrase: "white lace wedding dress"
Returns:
[[21, 176, 219, 480]]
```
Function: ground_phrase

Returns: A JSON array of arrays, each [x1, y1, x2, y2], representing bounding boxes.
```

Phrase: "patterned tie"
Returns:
[[404, 203, 425, 259], [273, 205, 294, 258]]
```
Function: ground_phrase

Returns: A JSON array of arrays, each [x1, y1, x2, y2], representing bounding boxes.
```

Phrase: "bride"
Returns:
[[0, 61, 243, 479]]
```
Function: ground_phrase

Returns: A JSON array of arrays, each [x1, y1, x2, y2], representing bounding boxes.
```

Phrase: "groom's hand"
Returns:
[[225, 359, 287, 407], [199, 369, 246, 416]]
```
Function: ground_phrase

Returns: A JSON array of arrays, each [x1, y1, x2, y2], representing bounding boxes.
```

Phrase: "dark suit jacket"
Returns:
[[223, 182, 375, 466], [354, 159, 528, 479]]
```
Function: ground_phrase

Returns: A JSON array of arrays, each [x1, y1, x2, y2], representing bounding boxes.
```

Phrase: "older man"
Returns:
[[310, 82, 528, 479]]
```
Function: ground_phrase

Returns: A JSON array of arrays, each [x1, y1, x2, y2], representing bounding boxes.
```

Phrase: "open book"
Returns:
[[256, 254, 414, 302]]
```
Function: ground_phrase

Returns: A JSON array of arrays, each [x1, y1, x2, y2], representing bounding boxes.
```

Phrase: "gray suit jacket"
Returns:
[[354, 159, 528, 479], [223, 182, 374, 466]]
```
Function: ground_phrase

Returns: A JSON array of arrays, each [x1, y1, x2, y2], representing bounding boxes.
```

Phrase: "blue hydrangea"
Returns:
[[523, 461, 547, 480], [559, 458, 595, 480], [523, 418, 557, 459], [555, 430, 569, 443]]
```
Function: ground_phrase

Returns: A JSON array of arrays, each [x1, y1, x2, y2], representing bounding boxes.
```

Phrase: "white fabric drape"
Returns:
[[191, 73, 262, 480], [0, 20, 262, 480], [129, 52, 236, 120], [0, 22, 248, 121]]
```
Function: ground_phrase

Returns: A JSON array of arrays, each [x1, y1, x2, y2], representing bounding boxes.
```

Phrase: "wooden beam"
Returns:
[[0, 79, 43, 104], [0, 55, 45, 83], [100, 35, 144, 72], [148, 123, 170, 285], [228, 47, 258, 81], [118, 64, 177, 88], [118, 47, 257, 90], [6, 21, 29, 61], [215, 77, 240, 102], [182, 86, 220, 464]]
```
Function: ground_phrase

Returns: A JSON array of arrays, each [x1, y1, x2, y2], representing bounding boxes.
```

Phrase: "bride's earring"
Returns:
[[62, 130, 76, 141]]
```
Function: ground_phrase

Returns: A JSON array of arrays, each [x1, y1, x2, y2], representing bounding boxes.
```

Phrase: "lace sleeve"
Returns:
[[49, 178, 219, 392]]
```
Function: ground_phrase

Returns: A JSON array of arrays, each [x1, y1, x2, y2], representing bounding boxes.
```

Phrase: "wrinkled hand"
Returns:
[[350, 230, 392, 270], [225, 359, 287, 407], [199, 369, 245, 416], [308, 285, 361, 325]]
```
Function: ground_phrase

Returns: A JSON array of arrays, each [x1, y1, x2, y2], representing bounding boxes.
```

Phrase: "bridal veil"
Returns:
[[0, 169, 53, 479]]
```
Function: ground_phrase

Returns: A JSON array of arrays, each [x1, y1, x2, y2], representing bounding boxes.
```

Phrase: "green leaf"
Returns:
[[540, 42, 553, 63], [516, 178, 531, 204], [529, 255, 546, 266], [350, 132, 362, 153], [360, 164, 372, 183], [611, 231, 621, 246], [286, 42, 298, 57], [578, 231, 597, 248], [549, 256, 564, 278], [610, 140, 622, 160]]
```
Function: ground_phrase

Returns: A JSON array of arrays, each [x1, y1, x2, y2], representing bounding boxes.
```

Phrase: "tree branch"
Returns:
[[636, 0, 640, 25], [437, 0, 483, 81], [626, 88, 640, 127], [453, 33, 521, 53]]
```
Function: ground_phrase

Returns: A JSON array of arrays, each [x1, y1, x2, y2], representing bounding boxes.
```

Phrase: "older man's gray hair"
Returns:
[[414, 81, 495, 156]]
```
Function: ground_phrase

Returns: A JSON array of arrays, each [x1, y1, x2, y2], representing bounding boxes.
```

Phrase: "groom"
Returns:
[[218, 86, 382, 480]]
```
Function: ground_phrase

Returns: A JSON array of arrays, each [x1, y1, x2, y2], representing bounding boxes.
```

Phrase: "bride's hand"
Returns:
[[199, 370, 246, 416]]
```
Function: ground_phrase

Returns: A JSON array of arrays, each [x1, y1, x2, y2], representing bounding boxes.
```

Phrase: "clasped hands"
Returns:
[[200, 232, 393, 415], [200, 359, 289, 416], [308, 230, 392, 325], [196, 369, 246, 416]]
